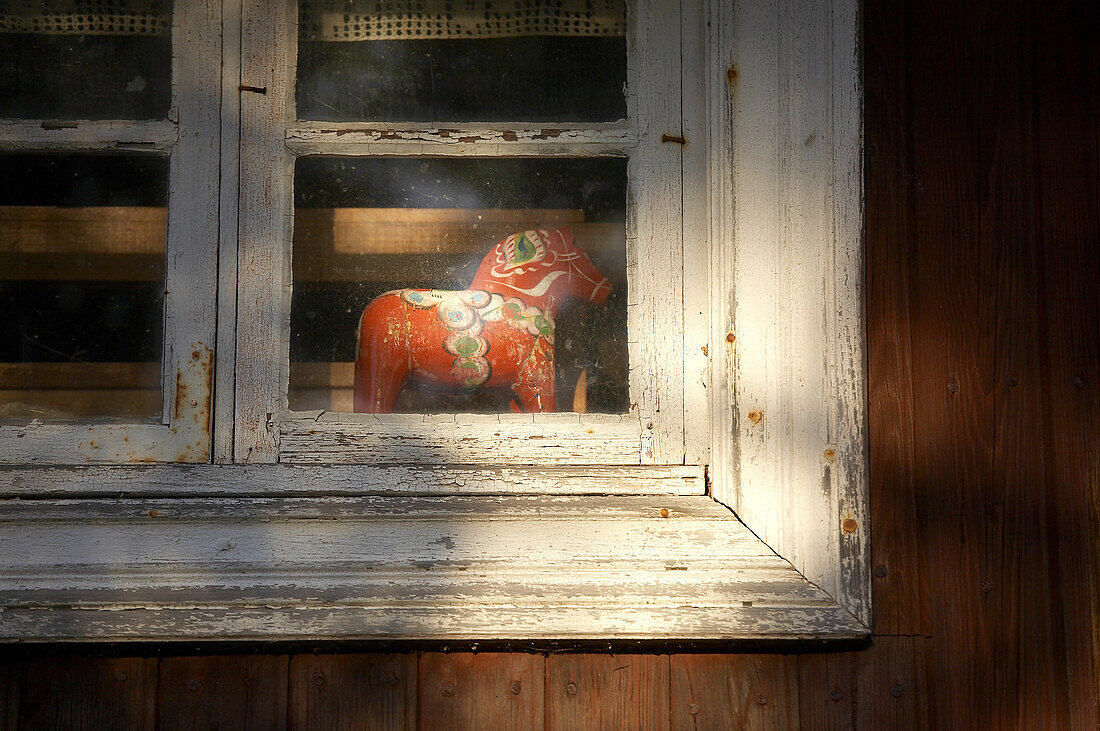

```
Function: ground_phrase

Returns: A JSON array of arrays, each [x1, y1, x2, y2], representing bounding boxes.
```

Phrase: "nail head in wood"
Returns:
[[842, 518, 858, 533]]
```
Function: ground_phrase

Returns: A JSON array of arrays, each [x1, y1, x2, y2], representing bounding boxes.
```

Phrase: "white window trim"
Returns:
[[0, 0, 869, 642]]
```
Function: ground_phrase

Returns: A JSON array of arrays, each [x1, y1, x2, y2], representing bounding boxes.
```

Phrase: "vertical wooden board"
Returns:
[[1034, 1, 1100, 726], [979, 1, 1081, 727], [419, 653, 542, 731], [669, 654, 798, 730], [290, 653, 417, 731], [0, 655, 21, 731], [157, 655, 288, 730], [213, 0, 244, 463], [236, 0, 292, 461], [546, 654, 669, 731], [854, 637, 930, 729], [627, 0, 685, 464], [905, 1, 995, 726], [679, 0, 711, 466], [712, 0, 864, 612], [162, 0, 221, 456], [796, 652, 855, 730], [20, 657, 157, 730], [864, 0, 929, 637]]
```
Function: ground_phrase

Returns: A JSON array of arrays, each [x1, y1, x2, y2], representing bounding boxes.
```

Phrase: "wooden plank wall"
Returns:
[[0, 0, 1097, 727]]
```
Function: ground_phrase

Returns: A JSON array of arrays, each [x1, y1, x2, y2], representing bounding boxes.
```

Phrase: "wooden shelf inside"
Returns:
[[1, 206, 622, 282]]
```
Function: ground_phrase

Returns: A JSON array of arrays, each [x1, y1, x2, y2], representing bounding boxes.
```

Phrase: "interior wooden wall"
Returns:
[[1, 0, 1098, 727]]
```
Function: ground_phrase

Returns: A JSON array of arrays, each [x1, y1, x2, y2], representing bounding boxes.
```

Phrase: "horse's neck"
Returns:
[[468, 274, 560, 315]]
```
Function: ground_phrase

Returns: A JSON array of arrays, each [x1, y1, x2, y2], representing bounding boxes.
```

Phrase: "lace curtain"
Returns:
[[0, 0, 170, 35], [0, 0, 625, 38]]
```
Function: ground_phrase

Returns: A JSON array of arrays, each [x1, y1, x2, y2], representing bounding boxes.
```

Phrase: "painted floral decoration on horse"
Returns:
[[354, 227, 612, 413]]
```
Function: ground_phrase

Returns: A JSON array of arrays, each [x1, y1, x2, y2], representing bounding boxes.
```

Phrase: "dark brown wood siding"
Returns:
[[2, 0, 1098, 726]]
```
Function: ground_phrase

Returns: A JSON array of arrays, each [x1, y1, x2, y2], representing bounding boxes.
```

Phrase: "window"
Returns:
[[0, 0, 219, 463], [0, 0, 869, 642]]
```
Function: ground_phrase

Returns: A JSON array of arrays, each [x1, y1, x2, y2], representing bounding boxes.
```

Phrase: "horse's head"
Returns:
[[469, 227, 612, 314]]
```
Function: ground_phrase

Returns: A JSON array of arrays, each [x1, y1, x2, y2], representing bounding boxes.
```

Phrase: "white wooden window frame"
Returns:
[[0, 0, 221, 465], [233, 0, 692, 467], [0, 0, 870, 642]]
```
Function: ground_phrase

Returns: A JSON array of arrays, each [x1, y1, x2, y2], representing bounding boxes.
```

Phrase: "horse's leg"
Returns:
[[353, 314, 410, 413], [512, 349, 557, 413]]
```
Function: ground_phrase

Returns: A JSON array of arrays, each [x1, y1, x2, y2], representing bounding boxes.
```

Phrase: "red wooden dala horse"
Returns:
[[353, 227, 612, 413]]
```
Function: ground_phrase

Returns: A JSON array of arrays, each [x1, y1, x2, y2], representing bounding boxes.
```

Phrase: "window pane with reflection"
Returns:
[[0, 153, 167, 422], [290, 156, 628, 414]]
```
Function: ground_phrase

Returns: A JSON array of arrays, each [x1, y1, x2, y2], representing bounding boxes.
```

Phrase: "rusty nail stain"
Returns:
[[383, 674, 397, 688], [701, 345, 708, 356], [947, 377, 961, 395], [726, 332, 736, 343], [148, 509, 159, 518], [1006, 375, 1019, 387], [688, 702, 700, 715], [1073, 375, 1085, 389], [981, 580, 994, 593], [187, 679, 202, 692], [823, 448, 836, 463], [113, 669, 128, 682], [311, 672, 326, 687], [646, 421, 654, 430], [890, 683, 904, 698], [659, 508, 670, 518], [566, 682, 578, 696], [874, 564, 888, 578], [842, 518, 858, 533], [441, 681, 456, 697], [510, 680, 522, 695], [747, 410, 763, 425], [756, 694, 768, 706], [191, 350, 201, 360], [830, 688, 844, 702], [727, 65, 738, 85]]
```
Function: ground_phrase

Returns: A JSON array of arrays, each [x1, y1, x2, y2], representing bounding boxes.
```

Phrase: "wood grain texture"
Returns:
[[419, 653, 542, 731], [0, 464, 705, 498], [0, 656, 21, 731], [796, 652, 855, 730], [546, 654, 669, 731], [853, 638, 930, 729], [708, 0, 868, 625], [157, 655, 288, 730], [669, 654, 798, 730], [290, 654, 416, 730], [864, 0, 928, 637], [1033, 1, 1100, 726], [19, 657, 157, 730]]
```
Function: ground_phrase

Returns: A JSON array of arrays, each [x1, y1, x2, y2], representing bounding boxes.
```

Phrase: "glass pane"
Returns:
[[296, 0, 626, 122], [0, 153, 167, 422], [0, 1, 172, 119], [290, 156, 628, 414]]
